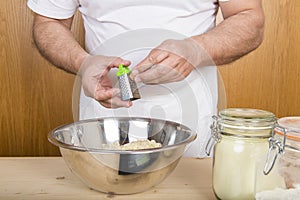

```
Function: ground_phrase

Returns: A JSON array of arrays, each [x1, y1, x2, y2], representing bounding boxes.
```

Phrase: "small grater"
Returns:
[[116, 64, 141, 101]]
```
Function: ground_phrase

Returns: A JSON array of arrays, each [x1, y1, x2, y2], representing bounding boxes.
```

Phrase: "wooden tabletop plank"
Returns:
[[0, 157, 215, 200]]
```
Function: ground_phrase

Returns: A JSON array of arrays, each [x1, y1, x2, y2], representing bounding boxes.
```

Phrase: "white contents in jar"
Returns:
[[213, 135, 270, 200]]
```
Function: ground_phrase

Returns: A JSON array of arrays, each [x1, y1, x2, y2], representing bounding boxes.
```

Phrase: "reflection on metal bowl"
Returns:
[[48, 117, 196, 194]]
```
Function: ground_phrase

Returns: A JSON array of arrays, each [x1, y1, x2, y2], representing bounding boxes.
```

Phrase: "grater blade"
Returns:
[[116, 64, 141, 101], [118, 74, 133, 101], [128, 74, 141, 101]]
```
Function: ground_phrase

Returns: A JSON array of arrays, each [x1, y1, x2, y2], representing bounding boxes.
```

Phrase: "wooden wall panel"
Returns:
[[0, 0, 299, 156], [0, 1, 84, 156], [218, 0, 300, 117]]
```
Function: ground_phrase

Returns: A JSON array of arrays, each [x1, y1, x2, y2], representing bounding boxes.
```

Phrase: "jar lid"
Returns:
[[275, 117, 300, 141], [219, 108, 275, 128], [217, 108, 275, 137]]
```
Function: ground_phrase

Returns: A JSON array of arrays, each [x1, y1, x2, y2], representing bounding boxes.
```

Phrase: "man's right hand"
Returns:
[[79, 55, 132, 108]]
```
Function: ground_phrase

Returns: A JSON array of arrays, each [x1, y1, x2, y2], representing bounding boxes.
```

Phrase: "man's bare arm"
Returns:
[[192, 0, 265, 65], [131, 0, 264, 84], [33, 14, 89, 74], [32, 14, 132, 108]]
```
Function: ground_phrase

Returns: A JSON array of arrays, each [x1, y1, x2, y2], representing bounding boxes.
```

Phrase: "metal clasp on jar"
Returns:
[[205, 116, 221, 156], [263, 126, 287, 175]]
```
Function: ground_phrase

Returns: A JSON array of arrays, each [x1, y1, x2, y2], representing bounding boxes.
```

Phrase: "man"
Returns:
[[27, 0, 264, 157]]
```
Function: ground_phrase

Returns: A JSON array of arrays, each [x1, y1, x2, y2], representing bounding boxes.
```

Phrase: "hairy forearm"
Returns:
[[33, 16, 88, 74], [192, 8, 264, 66]]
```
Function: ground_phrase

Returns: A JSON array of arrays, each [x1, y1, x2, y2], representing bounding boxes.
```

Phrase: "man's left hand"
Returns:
[[131, 38, 204, 84]]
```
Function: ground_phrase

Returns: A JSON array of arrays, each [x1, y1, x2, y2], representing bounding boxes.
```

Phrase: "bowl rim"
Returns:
[[48, 117, 197, 154]]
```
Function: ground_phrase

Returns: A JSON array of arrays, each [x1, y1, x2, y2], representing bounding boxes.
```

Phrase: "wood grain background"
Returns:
[[0, 0, 299, 156], [219, 0, 300, 117]]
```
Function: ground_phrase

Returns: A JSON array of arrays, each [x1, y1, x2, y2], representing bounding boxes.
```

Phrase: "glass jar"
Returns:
[[205, 108, 275, 200], [255, 117, 300, 199]]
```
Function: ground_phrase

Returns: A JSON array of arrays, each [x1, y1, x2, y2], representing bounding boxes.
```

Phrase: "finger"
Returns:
[[110, 96, 133, 108], [135, 62, 178, 84], [139, 69, 178, 84], [136, 56, 192, 84], [99, 96, 132, 108], [131, 49, 169, 76], [94, 88, 132, 108], [94, 87, 118, 101], [109, 57, 131, 69], [100, 101, 132, 109], [157, 56, 193, 82]]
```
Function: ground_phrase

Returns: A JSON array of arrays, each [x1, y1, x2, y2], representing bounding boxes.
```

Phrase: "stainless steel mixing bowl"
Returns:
[[48, 117, 196, 194]]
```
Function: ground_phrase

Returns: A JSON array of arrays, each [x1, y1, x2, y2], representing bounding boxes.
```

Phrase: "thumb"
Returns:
[[109, 58, 131, 68]]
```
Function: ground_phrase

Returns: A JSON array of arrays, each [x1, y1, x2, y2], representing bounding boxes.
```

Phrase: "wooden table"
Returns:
[[0, 157, 215, 200]]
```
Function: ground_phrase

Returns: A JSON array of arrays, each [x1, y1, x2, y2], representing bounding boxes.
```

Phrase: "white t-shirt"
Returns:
[[27, 0, 223, 157]]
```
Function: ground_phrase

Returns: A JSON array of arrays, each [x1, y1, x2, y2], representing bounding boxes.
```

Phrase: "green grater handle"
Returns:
[[116, 64, 131, 77]]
